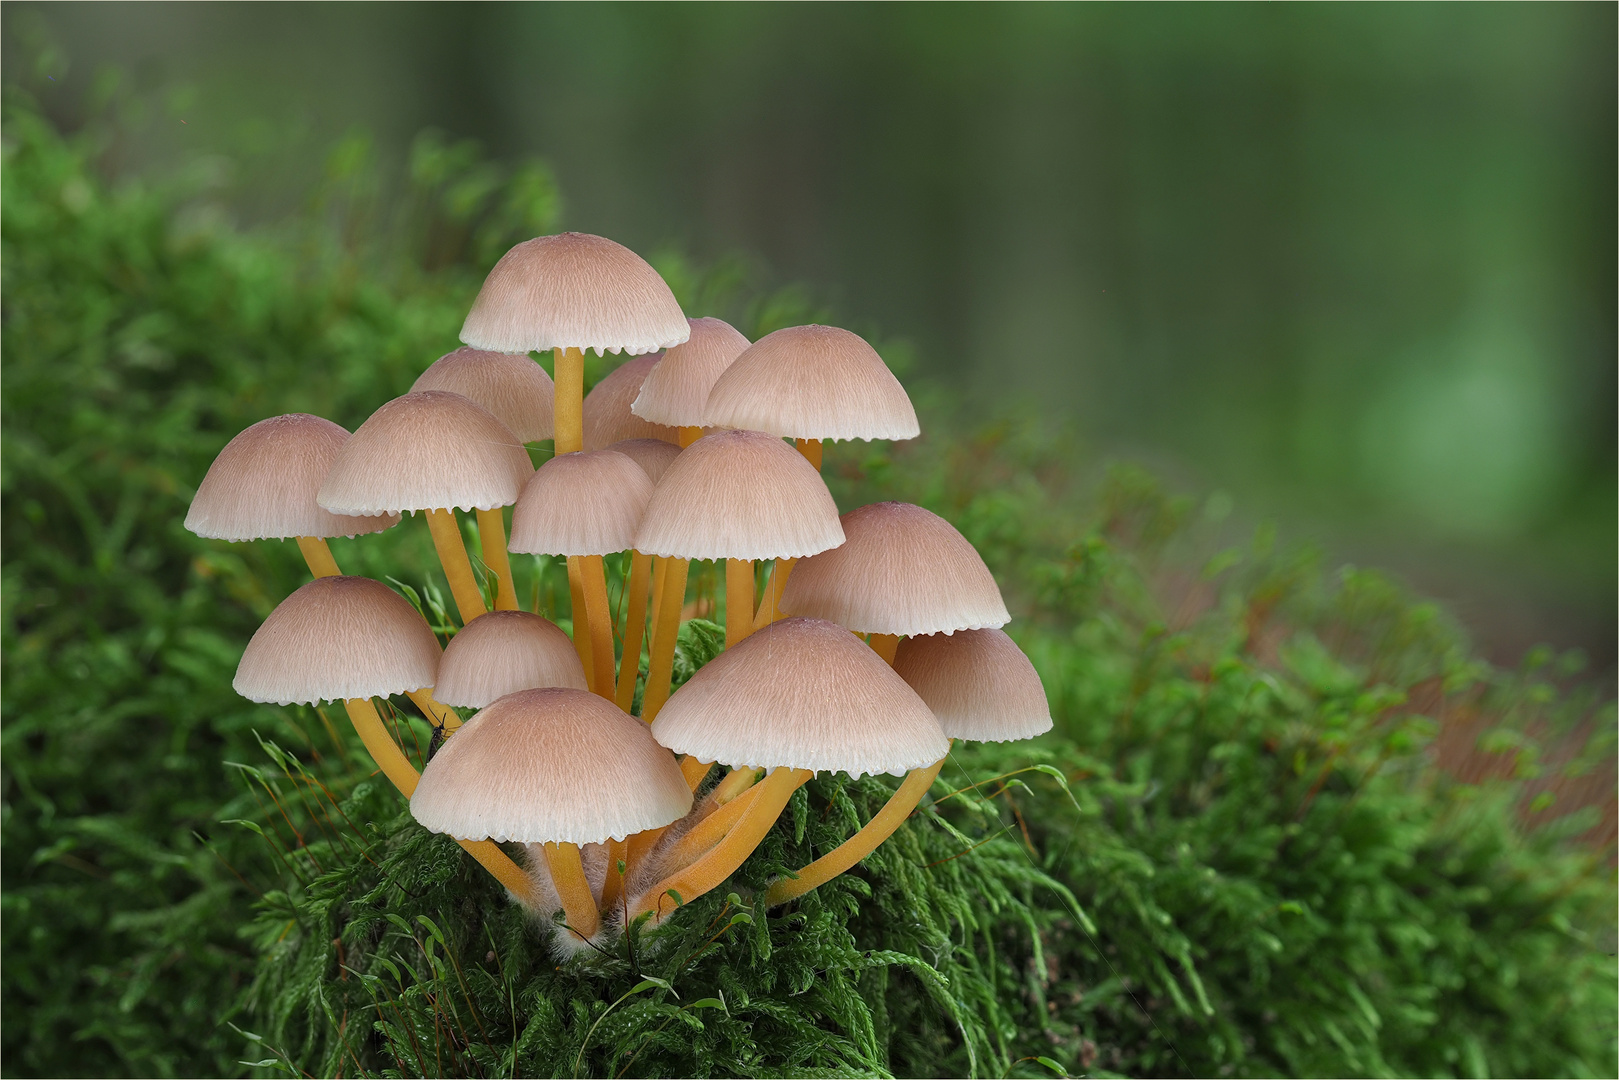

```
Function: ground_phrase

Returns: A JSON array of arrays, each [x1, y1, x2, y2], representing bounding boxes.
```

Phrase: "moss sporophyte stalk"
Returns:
[[190, 231, 1051, 956]]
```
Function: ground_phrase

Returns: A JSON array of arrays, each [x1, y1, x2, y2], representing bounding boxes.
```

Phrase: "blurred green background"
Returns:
[[5, 1, 1613, 668]]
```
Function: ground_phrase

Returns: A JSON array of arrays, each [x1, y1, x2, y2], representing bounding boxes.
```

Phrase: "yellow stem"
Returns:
[[633, 767, 812, 921], [601, 837, 628, 915], [405, 687, 462, 733], [426, 508, 487, 626], [641, 557, 689, 723], [475, 508, 519, 611], [543, 841, 601, 939], [725, 558, 754, 649], [342, 697, 538, 906], [680, 755, 714, 792], [566, 555, 594, 688], [712, 766, 762, 804], [296, 536, 341, 578], [580, 554, 617, 700], [553, 346, 584, 454], [766, 756, 946, 907], [868, 633, 902, 665], [625, 824, 665, 875], [661, 784, 762, 870], [678, 425, 703, 448], [615, 552, 653, 711], [752, 558, 796, 631], [795, 437, 823, 471]]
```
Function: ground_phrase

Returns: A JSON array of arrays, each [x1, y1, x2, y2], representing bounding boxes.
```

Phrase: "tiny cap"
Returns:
[[630, 317, 751, 427], [605, 438, 682, 484], [781, 502, 1009, 636], [460, 232, 689, 356], [411, 687, 693, 845], [633, 429, 844, 561], [411, 347, 554, 442], [233, 576, 440, 706], [186, 414, 400, 541], [317, 391, 534, 516], [893, 629, 1052, 743], [651, 617, 948, 777], [509, 449, 654, 556], [434, 610, 587, 708], [583, 354, 681, 450], [702, 324, 919, 442]]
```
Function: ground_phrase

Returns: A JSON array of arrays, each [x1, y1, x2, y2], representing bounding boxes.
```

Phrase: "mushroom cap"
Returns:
[[411, 687, 693, 845], [317, 391, 534, 515], [583, 354, 681, 450], [460, 232, 689, 356], [650, 617, 948, 777], [633, 429, 845, 561], [410, 347, 554, 443], [186, 414, 401, 541], [893, 629, 1052, 743], [434, 610, 587, 708], [629, 317, 751, 427], [605, 438, 682, 484], [509, 449, 654, 556], [702, 324, 919, 442], [780, 502, 1009, 636], [233, 576, 441, 706]]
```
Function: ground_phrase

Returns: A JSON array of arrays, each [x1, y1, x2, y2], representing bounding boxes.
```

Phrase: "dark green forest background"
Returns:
[[2, 6, 1615, 1079]]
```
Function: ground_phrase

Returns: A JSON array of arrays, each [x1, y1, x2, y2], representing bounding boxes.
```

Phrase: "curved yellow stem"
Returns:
[[661, 783, 762, 870], [752, 558, 796, 631], [405, 687, 462, 733], [342, 697, 539, 906], [615, 552, 653, 711], [632, 767, 812, 922], [680, 755, 713, 792], [426, 508, 486, 625], [725, 558, 754, 649], [868, 633, 901, 665], [553, 347, 584, 455], [641, 557, 689, 723], [543, 841, 600, 939], [711, 766, 761, 805], [475, 508, 519, 611], [296, 536, 341, 579], [566, 555, 594, 688], [580, 554, 617, 700], [765, 756, 945, 907]]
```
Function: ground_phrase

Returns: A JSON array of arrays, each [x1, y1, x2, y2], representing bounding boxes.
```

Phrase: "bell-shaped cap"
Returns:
[[702, 324, 919, 442], [460, 232, 689, 356], [651, 617, 948, 777], [317, 391, 533, 516], [630, 317, 751, 427], [781, 502, 1009, 636], [411, 347, 554, 442], [509, 449, 653, 556], [583, 354, 680, 450], [633, 429, 844, 561], [434, 610, 587, 708], [606, 438, 682, 484], [893, 629, 1052, 743], [186, 414, 401, 541], [234, 576, 440, 706], [411, 687, 693, 845]]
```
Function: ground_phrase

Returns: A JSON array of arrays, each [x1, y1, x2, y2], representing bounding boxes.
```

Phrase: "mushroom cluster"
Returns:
[[188, 232, 1053, 948]]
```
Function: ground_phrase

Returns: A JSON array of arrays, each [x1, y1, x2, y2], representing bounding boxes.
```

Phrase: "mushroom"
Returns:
[[317, 391, 532, 627], [508, 449, 654, 697], [582, 353, 681, 450], [434, 609, 587, 709], [630, 316, 752, 447], [232, 576, 539, 906], [411, 687, 692, 940], [891, 628, 1053, 744], [185, 413, 399, 578], [602, 439, 684, 710]]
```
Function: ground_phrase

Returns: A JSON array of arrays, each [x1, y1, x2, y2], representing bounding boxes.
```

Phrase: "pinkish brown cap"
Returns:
[[186, 414, 401, 541], [233, 576, 441, 705], [893, 629, 1051, 743], [508, 450, 653, 556], [411, 687, 693, 844], [434, 610, 587, 708], [633, 430, 844, 561], [459, 233, 689, 356], [411, 347, 554, 442], [650, 617, 948, 777], [605, 438, 682, 484], [317, 391, 533, 516], [582, 354, 681, 450], [702, 324, 919, 442], [629, 317, 751, 428], [780, 502, 1008, 635]]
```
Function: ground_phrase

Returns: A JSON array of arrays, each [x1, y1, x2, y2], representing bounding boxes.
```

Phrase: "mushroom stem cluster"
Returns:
[[189, 232, 1052, 952]]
